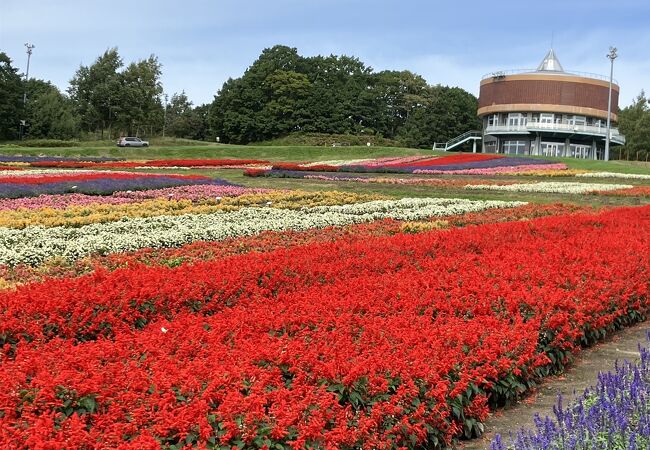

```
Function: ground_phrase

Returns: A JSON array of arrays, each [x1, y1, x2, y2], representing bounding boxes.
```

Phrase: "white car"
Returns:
[[117, 137, 149, 147]]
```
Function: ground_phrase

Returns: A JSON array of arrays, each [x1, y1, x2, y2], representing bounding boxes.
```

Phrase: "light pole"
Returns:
[[20, 43, 35, 140], [162, 93, 168, 138], [604, 46, 617, 161]]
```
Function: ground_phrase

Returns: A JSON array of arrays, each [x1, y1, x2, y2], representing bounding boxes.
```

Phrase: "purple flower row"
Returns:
[[0, 177, 236, 199], [492, 333, 650, 450], [337, 157, 558, 174]]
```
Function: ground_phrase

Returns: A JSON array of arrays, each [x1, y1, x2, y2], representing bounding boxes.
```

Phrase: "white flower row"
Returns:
[[465, 182, 632, 194], [0, 197, 524, 266], [577, 171, 650, 180]]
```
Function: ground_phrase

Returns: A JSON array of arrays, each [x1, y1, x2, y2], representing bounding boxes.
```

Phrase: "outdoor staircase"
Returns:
[[432, 130, 482, 152]]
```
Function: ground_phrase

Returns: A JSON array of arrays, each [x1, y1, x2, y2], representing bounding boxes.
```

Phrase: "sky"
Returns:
[[2, 0, 649, 107]]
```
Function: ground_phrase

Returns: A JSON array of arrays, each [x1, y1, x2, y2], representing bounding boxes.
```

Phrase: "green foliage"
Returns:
[[618, 91, 650, 160], [397, 86, 481, 148], [24, 79, 79, 139], [165, 92, 210, 140], [255, 132, 402, 147], [0, 52, 23, 140], [209, 45, 480, 146], [68, 48, 163, 138], [69, 48, 123, 137], [118, 55, 163, 135]]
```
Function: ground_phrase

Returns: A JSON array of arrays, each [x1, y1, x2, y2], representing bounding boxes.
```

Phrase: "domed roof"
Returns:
[[536, 49, 564, 72]]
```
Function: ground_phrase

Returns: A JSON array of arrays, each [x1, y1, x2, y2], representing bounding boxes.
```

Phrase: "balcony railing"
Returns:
[[485, 122, 626, 144], [481, 68, 616, 83]]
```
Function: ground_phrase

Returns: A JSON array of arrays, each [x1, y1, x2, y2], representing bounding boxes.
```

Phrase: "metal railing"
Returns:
[[481, 68, 616, 84], [485, 122, 625, 144], [433, 130, 482, 151]]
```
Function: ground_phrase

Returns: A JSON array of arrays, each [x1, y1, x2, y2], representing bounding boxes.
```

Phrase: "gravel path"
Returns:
[[459, 321, 650, 449]]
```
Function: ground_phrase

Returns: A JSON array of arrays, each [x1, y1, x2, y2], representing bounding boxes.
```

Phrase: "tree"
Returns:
[[0, 52, 23, 140], [398, 86, 480, 148], [117, 55, 163, 136], [370, 70, 430, 138], [69, 48, 123, 138], [260, 70, 311, 136], [24, 79, 78, 139], [165, 91, 195, 138], [618, 90, 649, 159], [209, 46, 480, 146], [69, 49, 163, 138]]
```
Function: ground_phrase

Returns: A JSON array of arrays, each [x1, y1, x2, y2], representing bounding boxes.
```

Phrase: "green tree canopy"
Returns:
[[25, 79, 78, 139], [0, 52, 24, 140], [69, 48, 163, 138], [208, 45, 479, 146], [618, 90, 650, 158]]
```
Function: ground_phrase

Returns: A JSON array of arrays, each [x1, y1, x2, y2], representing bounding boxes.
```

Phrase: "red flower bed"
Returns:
[[384, 153, 503, 168], [0, 206, 648, 448], [0, 172, 211, 185], [244, 168, 269, 177], [144, 159, 269, 167], [271, 162, 340, 172], [591, 186, 650, 197], [30, 159, 269, 169]]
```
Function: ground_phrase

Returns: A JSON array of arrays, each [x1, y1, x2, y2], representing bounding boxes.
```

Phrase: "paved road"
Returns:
[[459, 321, 650, 449]]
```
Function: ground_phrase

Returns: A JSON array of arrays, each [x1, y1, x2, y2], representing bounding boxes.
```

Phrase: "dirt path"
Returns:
[[459, 321, 650, 449]]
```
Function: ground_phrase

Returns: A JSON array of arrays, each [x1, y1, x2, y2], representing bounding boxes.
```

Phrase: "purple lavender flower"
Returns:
[[493, 333, 650, 449], [0, 176, 237, 198]]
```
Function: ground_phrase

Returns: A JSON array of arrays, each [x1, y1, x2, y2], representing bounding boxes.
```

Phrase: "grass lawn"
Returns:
[[0, 143, 431, 162], [1, 142, 649, 174]]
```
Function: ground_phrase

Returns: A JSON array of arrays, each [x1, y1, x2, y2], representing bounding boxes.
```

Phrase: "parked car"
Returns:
[[117, 137, 149, 147]]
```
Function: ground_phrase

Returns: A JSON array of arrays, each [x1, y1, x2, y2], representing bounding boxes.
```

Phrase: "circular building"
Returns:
[[477, 50, 625, 159]]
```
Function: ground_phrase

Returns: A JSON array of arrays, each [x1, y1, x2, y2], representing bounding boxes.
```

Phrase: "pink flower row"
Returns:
[[130, 165, 273, 170], [0, 185, 272, 211], [113, 184, 272, 201], [413, 163, 568, 175]]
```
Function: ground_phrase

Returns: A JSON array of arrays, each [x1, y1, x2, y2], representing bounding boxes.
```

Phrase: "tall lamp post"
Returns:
[[604, 46, 617, 161], [19, 43, 35, 140], [162, 93, 168, 138]]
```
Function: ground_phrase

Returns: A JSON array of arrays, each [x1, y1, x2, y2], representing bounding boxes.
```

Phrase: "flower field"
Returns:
[[0, 152, 649, 449], [264, 154, 568, 175]]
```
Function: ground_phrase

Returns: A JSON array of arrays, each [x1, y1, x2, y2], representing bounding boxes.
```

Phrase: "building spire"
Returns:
[[537, 49, 564, 72]]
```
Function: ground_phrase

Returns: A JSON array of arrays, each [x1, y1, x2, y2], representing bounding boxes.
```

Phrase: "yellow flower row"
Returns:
[[0, 190, 389, 229]]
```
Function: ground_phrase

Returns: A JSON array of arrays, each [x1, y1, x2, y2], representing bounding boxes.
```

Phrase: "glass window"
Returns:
[[507, 113, 526, 127], [540, 113, 554, 124], [570, 144, 591, 159], [541, 142, 565, 157], [488, 114, 499, 126], [569, 116, 586, 126], [502, 140, 527, 154]]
